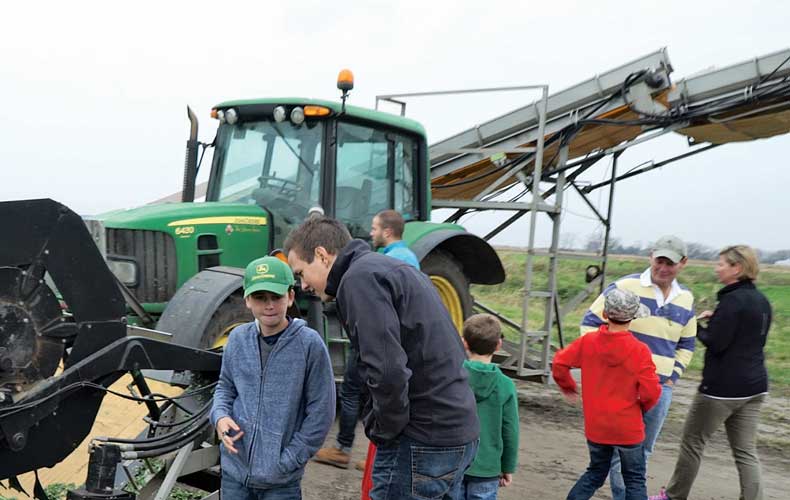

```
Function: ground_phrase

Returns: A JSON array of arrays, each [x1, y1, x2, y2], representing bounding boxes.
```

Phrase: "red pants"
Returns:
[[360, 442, 376, 500]]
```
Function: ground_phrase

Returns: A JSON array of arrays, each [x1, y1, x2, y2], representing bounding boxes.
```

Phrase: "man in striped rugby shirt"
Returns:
[[580, 235, 696, 500]]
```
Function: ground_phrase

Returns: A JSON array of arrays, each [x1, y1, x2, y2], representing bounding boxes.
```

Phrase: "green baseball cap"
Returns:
[[243, 256, 295, 298]]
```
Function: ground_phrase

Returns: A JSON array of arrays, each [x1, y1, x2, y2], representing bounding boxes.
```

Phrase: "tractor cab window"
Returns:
[[335, 122, 417, 237], [214, 120, 323, 223]]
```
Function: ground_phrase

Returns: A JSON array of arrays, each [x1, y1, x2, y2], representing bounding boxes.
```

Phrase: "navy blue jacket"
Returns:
[[210, 318, 335, 487], [326, 239, 479, 447], [698, 280, 772, 398]]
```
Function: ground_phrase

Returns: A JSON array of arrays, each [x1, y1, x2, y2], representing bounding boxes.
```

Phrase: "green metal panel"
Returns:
[[213, 98, 427, 139], [100, 202, 271, 288], [402, 220, 465, 246]]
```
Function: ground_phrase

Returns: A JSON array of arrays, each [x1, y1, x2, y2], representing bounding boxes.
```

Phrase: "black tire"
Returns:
[[421, 250, 473, 332], [198, 294, 254, 349]]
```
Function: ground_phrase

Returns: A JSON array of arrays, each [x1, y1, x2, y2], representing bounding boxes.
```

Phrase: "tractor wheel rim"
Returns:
[[430, 276, 464, 333], [213, 322, 246, 348]]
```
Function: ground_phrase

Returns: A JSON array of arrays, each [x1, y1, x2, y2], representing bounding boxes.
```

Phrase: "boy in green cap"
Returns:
[[210, 256, 336, 499]]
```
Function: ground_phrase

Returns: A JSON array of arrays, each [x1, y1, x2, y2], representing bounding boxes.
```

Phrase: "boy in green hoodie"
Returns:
[[461, 314, 520, 500]]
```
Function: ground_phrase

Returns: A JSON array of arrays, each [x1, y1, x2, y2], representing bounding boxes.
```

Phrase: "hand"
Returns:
[[665, 379, 675, 387], [216, 416, 244, 454], [697, 310, 713, 321], [561, 389, 579, 405], [499, 473, 513, 487]]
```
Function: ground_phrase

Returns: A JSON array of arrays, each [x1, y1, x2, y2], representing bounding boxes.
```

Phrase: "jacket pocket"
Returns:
[[410, 445, 466, 499], [248, 428, 285, 485]]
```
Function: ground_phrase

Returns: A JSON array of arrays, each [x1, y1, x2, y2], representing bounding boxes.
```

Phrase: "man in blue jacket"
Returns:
[[285, 216, 479, 500], [370, 209, 420, 269], [211, 256, 336, 499]]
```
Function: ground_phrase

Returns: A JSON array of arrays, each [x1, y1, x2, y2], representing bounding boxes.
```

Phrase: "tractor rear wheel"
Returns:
[[421, 250, 473, 332]]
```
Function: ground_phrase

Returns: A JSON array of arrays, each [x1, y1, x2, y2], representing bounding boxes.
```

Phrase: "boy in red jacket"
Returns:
[[553, 288, 661, 500]]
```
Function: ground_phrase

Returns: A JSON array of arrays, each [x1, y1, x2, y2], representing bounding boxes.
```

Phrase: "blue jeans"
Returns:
[[370, 435, 478, 500], [610, 383, 673, 500], [459, 477, 500, 500], [568, 441, 646, 500], [336, 348, 363, 451], [221, 473, 301, 500]]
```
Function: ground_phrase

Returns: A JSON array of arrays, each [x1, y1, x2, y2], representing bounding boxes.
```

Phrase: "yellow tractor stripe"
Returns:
[[167, 216, 267, 226]]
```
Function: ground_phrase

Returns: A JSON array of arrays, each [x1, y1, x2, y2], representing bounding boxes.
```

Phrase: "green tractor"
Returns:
[[92, 74, 504, 374]]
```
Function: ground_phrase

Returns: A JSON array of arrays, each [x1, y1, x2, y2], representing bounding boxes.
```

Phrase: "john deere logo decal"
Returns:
[[256, 264, 269, 274]]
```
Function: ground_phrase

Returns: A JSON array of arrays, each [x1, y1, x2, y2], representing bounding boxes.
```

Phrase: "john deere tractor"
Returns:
[[93, 73, 504, 362]]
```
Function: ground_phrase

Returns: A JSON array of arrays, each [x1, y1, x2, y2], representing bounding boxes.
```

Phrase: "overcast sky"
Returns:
[[2, 0, 788, 251]]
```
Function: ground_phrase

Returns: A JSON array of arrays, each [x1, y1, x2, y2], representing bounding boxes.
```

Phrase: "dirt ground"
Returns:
[[301, 377, 790, 500]]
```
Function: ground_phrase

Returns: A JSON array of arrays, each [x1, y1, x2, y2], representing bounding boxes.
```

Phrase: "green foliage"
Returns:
[[121, 459, 207, 500], [169, 487, 205, 500], [473, 250, 790, 394], [43, 483, 77, 500], [123, 458, 165, 494]]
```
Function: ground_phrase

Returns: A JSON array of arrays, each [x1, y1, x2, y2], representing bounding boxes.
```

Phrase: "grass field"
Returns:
[[472, 250, 790, 394]]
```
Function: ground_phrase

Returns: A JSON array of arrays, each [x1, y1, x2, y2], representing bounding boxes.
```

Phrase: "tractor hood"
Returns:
[[94, 202, 273, 301], [98, 202, 269, 230]]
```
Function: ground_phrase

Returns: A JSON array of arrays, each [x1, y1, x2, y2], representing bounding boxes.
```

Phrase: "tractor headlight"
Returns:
[[225, 108, 238, 125], [216, 109, 226, 123], [273, 106, 287, 123], [107, 257, 139, 287], [290, 106, 305, 125]]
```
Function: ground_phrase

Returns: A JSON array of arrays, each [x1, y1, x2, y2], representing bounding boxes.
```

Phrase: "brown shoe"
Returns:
[[354, 459, 366, 472], [312, 447, 351, 469]]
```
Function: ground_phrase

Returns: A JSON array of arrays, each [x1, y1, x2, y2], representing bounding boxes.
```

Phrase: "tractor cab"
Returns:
[[201, 76, 428, 244]]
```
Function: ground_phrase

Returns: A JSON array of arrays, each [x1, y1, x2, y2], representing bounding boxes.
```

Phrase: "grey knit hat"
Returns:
[[604, 288, 650, 322]]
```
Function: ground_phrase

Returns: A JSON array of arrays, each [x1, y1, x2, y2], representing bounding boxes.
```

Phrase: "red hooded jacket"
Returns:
[[552, 324, 661, 445]]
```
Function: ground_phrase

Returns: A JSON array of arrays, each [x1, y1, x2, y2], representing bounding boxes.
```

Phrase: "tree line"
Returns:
[[573, 233, 790, 264]]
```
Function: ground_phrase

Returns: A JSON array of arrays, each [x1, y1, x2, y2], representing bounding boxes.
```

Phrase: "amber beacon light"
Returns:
[[337, 69, 354, 112]]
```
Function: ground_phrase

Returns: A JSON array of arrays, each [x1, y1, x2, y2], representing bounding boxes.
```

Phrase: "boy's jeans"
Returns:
[[460, 476, 500, 500], [568, 441, 646, 500], [370, 434, 478, 500], [221, 472, 301, 500], [610, 383, 673, 500]]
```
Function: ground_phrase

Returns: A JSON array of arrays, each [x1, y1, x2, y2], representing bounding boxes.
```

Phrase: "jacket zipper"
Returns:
[[244, 330, 265, 486], [244, 323, 302, 485]]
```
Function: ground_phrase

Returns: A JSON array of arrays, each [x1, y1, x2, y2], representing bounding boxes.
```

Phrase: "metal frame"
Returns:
[[417, 48, 790, 381]]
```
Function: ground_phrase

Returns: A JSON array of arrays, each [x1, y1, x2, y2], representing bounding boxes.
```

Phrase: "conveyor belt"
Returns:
[[429, 48, 790, 201]]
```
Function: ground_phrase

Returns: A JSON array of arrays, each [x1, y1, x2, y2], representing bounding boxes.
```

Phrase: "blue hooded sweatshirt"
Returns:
[[210, 318, 336, 488]]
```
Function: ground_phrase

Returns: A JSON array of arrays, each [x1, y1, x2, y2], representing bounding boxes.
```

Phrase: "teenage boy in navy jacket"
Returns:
[[285, 216, 479, 500], [211, 256, 336, 499]]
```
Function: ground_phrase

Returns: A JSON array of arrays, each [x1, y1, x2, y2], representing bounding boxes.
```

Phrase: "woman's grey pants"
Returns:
[[665, 392, 765, 500]]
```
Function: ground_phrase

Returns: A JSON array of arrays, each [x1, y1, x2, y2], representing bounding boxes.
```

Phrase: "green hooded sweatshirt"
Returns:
[[463, 360, 520, 477]]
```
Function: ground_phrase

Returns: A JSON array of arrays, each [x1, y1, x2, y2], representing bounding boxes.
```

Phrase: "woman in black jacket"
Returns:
[[651, 245, 772, 500]]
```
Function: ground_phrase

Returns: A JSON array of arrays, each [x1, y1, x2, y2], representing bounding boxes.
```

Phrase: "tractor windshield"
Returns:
[[213, 120, 323, 221]]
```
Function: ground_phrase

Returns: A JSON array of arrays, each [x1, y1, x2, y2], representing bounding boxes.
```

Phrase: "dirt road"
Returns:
[[302, 377, 789, 499]]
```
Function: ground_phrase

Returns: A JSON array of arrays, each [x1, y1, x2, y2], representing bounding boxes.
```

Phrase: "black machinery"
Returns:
[[0, 199, 223, 499]]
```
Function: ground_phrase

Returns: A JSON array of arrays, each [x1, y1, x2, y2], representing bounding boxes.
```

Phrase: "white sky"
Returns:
[[2, 0, 789, 251]]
